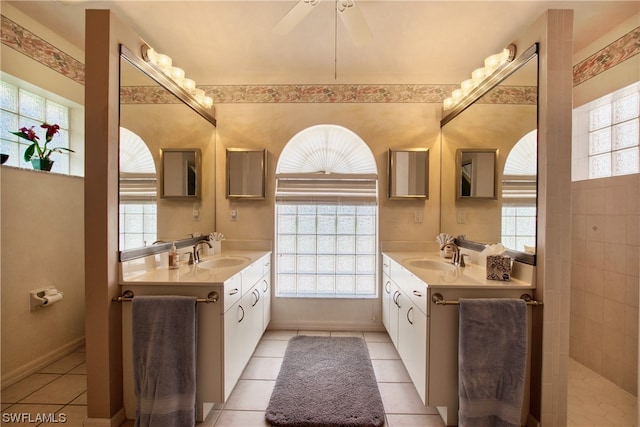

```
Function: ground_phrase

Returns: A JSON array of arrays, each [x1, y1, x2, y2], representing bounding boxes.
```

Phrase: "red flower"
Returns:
[[41, 123, 60, 142], [16, 126, 39, 142]]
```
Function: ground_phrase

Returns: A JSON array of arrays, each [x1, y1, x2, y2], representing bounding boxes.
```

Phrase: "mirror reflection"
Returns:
[[441, 46, 538, 259], [226, 149, 266, 199], [457, 149, 496, 199], [388, 149, 429, 199], [119, 49, 216, 251], [160, 148, 201, 198]]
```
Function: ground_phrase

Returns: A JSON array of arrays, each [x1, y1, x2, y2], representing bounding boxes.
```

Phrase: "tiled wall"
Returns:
[[570, 173, 640, 394]]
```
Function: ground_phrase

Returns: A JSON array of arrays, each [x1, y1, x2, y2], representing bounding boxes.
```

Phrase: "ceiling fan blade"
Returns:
[[337, 0, 373, 46], [273, 0, 321, 35]]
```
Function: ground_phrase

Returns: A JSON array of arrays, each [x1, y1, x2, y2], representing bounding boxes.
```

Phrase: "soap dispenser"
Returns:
[[169, 242, 179, 269]]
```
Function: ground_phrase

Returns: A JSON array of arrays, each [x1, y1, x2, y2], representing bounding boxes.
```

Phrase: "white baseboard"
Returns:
[[1, 336, 85, 388], [83, 408, 126, 427]]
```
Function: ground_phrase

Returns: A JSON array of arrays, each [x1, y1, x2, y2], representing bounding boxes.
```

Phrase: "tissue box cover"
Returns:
[[486, 255, 512, 281]]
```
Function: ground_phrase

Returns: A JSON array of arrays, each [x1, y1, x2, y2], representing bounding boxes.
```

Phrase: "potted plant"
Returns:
[[10, 123, 74, 171]]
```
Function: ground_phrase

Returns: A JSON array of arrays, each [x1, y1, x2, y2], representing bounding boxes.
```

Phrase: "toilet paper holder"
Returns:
[[30, 287, 64, 311]]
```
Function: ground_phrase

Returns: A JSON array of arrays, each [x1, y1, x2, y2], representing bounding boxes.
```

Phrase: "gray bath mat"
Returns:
[[265, 335, 385, 427]]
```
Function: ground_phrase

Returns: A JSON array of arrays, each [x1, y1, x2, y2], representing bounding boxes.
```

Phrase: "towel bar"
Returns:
[[431, 293, 542, 306], [113, 289, 219, 303]]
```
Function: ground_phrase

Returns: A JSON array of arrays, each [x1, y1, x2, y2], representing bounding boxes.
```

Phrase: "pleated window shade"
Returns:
[[119, 127, 157, 202]]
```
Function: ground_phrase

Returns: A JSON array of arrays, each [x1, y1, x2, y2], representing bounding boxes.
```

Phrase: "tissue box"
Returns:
[[486, 255, 512, 281]]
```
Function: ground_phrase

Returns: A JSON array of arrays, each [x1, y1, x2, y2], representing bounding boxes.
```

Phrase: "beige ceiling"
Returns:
[[7, 1, 639, 85]]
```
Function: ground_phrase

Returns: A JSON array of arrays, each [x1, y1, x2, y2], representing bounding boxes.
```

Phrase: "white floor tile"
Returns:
[[241, 357, 283, 381], [224, 380, 276, 411], [213, 410, 271, 426]]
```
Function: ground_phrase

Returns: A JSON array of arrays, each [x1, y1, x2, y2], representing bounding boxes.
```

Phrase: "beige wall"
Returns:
[[0, 168, 85, 385], [569, 12, 640, 396], [0, 4, 86, 387], [214, 102, 441, 330]]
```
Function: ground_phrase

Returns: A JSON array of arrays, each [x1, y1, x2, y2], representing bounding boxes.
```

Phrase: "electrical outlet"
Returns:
[[414, 210, 423, 223], [457, 210, 466, 224], [192, 209, 200, 221], [230, 209, 238, 221]]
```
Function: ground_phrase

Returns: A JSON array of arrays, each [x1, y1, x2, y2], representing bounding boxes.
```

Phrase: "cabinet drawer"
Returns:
[[241, 261, 263, 295], [382, 255, 391, 276], [261, 255, 271, 276], [223, 274, 242, 312], [390, 262, 427, 315]]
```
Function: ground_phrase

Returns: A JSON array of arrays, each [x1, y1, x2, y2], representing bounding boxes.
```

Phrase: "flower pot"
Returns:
[[31, 158, 54, 171]]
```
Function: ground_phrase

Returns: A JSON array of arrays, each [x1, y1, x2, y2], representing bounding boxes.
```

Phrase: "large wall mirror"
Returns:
[[441, 44, 538, 263], [388, 148, 429, 199], [119, 45, 216, 254]]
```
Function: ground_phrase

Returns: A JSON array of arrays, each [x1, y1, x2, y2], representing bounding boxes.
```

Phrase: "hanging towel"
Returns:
[[458, 298, 527, 427], [132, 295, 197, 427]]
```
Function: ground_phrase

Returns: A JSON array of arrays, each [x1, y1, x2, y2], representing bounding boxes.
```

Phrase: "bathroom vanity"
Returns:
[[381, 251, 536, 426], [119, 250, 272, 422]]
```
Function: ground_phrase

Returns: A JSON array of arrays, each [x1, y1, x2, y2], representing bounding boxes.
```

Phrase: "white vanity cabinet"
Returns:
[[381, 253, 533, 426], [121, 250, 272, 423], [223, 253, 271, 400]]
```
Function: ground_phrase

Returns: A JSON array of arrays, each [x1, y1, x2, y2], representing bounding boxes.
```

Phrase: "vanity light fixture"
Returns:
[[443, 44, 517, 111], [141, 44, 214, 109]]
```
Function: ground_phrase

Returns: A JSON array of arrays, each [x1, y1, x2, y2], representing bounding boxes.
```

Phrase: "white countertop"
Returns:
[[120, 250, 270, 286], [382, 251, 535, 289]]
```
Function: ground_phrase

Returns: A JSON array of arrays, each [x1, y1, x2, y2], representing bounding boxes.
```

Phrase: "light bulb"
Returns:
[[182, 78, 196, 93], [443, 97, 455, 110], [472, 67, 488, 83], [155, 53, 172, 71], [452, 89, 464, 102], [461, 79, 475, 95]]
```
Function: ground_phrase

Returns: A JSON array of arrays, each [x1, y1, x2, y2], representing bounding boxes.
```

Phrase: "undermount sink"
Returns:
[[405, 259, 457, 272], [198, 256, 250, 268]]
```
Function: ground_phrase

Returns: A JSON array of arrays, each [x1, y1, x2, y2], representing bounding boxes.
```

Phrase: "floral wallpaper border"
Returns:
[[1, 15, 84, 85], [573, 26, 640, 87], [2, 14, 638, 103]]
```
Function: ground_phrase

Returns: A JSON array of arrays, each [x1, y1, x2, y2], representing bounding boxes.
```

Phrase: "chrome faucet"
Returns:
[[192, 240, 213, 264], [451, 248, 468, 267]]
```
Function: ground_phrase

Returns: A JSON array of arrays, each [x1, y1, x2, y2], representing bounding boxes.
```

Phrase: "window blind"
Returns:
[[276, 173, 378, 203], [119, 173, 157, 202]]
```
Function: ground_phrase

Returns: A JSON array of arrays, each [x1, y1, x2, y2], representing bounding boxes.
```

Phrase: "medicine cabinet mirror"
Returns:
[[388, 149, 429, 199], [456, 149, 497, 199], [226, 149, 266, 199], [160, 148, 201, 199]]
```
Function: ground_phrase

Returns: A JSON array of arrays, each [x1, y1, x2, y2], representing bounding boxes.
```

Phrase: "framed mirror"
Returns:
[[440, 43, 538, 264], [160, 148, 201, 198], [226, 149, 266, 199], [388, 148, 429, 199], [456, 149, 497, 199]]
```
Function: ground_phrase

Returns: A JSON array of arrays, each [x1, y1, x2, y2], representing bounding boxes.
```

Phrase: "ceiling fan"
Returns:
[[273, 0, 373, 46]]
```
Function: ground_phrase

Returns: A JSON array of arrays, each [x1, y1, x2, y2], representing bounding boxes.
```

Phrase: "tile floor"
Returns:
[[1, 333, 637, 426]]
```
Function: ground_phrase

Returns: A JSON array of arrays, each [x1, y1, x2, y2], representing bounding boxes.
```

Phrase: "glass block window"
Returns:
[[276, 203, 377, 297], [573, 82, 640, 181], [119, 203, 158, 250], [0, 79, 72, 173], [501, 206, 536, 253], [119, 127, 157, 250], [275, 124, 378, 298]]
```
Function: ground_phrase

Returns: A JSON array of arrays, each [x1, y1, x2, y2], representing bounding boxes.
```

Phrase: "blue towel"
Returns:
[[458, 298, 527, 427], [132, 295, 197, 427]]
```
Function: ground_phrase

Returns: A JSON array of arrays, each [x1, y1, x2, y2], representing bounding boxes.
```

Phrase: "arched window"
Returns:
[[119, 127, 157, 249], [501, 130, 537, 253], [275, 125, 378, 298]]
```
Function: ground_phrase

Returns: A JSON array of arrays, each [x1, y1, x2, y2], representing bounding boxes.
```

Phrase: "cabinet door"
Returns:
[[223, 299, 247, 400], [382, 273, 392, 331], [260, 275, 271, 331], [398, 292, 427, 404], [388, 282, 401, 349]]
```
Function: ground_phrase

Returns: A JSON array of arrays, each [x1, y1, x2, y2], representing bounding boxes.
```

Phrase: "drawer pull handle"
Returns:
[[412, 290, 423, 297], [385, 281, 390, 294], [262, 279, 269, 292], [238, 305, 245, 323], [407, 307, 414, 325], [229, 288, 239, 296]]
